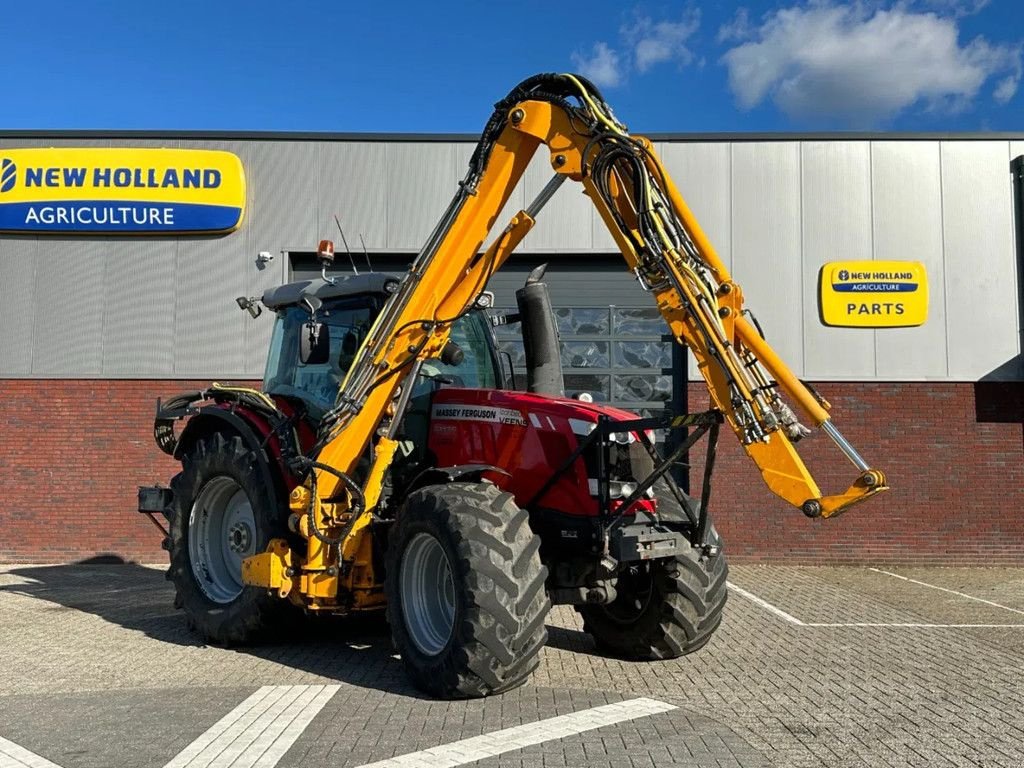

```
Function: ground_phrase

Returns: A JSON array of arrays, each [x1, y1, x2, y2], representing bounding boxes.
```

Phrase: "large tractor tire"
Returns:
[[579, 480, 728, 660], [385, 482, 550, 698], [579, 544, 728, 660], [167, 433, 291, 645]]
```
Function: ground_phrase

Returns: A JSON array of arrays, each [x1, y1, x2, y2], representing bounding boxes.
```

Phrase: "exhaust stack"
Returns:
[[516, 264, 564, 397]]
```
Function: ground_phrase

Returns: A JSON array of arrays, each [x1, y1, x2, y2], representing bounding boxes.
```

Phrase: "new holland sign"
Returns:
[[819, 261, 928, 328], [0, 148, 245, 233]]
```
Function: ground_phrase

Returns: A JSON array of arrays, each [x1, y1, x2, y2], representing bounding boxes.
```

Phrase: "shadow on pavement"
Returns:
[[2, 557, 609, 695], [2, 557, 429, 698]]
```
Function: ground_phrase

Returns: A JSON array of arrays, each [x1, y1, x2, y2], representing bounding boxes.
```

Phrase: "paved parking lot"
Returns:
[[1, 561, 1022, 768]]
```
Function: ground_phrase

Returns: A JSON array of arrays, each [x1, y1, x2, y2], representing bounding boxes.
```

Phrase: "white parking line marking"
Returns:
[[869, 568, 1024, 616], [727, 581, 805, 625], [729, 577, 1024, 628], [163, 684, 340, 768], [354, 697, 677, 768], [804, 623, 1024, 628], [0, 736, 64, 768]]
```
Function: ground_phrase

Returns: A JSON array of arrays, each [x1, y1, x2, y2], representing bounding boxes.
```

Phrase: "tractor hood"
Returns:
[[431, 387, 647, 436]]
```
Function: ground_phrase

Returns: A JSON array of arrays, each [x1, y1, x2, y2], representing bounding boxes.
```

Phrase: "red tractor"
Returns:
[[144, 266, 727, 696], [140, 73, 884, 698]]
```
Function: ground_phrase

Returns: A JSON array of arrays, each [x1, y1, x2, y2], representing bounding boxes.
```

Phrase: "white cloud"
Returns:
[[719, 3, 1022, 125], [623, 10, 700, 72], [918, 0, 990, 17], [571, 41, 623, 88], [717, 7, 752, 43]]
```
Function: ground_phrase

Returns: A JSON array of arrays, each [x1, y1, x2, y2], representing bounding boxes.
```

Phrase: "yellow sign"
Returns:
[[0, 148, 245, 233], [819, 261, 928, 328]]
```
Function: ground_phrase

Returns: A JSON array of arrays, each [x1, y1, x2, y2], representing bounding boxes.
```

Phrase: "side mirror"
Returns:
[[299, 321, 330, 365]]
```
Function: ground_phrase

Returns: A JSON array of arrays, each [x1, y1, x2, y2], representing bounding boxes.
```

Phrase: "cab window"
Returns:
[[263, 298, 375, 415]]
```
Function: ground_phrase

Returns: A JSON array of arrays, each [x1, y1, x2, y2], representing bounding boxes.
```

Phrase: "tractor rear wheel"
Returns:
[[385, 482, 550, 698], [167, 433, 291, 645], [579, 539, 728, 660]]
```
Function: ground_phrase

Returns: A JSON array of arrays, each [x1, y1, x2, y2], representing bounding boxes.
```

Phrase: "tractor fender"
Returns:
[[172, 407, 285, 507], [407, 464, 511, 493]]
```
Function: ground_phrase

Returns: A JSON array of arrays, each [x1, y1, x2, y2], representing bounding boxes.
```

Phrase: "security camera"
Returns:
[[256, 251, 275, 269]]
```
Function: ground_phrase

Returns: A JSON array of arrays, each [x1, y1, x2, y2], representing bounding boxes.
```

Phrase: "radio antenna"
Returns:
[[333, 215, 359, 275], [359, 234, 374, 272]]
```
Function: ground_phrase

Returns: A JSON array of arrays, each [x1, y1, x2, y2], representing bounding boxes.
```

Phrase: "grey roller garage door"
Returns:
[[292, 254, 675, 419]]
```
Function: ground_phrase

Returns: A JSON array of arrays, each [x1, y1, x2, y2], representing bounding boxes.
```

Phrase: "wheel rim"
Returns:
[[399, 532, 456, 656], [188, 476, 256, 604]]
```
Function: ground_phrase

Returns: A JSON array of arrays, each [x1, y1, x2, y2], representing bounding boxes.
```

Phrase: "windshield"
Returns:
[[263, 298, 376, 416], [263, 301, 499, 417]]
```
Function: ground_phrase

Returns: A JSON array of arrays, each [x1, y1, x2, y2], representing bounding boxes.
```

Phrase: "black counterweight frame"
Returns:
[[526, 409, 724, 550]]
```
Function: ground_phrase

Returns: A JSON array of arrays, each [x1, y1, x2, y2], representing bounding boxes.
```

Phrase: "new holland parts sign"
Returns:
[[0, 148, 245, 233], [819, 261, 928, 328]]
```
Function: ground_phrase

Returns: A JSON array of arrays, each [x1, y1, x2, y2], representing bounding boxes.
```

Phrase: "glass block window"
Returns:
[[493, 305, 674, 423]]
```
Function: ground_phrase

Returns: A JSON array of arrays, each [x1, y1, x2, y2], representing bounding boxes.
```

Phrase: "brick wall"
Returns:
[[0, 379, 1020, 564]]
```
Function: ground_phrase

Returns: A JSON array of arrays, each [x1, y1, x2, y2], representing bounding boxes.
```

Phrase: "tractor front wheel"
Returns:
[[385, 482, 550, 698], [579, 541, 728, 660]]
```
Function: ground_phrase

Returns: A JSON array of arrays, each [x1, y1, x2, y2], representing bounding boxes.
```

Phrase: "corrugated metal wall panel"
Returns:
[[32, 239, 106, 375], [940, 141, 1019, 379], [386, 144, 458, 250], [801, 142, 876, 379], [243, 142, 319, 374], [871, 142, 948, 379], [519, 152, 592, 252], [101, 241, 176, 376], [169, 140, 255, 377], [658, 142, 733, 273], [0, 137, 1019, 381], [245, 244, 288, 378], [730, 143, 805, 377], [0, 239, 37, 375], [246, 141, 319, 251], [659, 142, 735, 380], [173, 236, 249, 377], [318, 142, 388, 251]]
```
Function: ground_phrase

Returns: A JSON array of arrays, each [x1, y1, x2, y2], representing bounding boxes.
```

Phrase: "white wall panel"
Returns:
[[173, 236, 250, 377], [731, 143, 804, 377], [801, 142, 876, 379], [871, 142, 947, 379], [175, 139, 271, 378], [941, 142, 1018, 379], [102, 241, 176, 376], [519, 151, 592, 252], [386, 144, 458, 250], [246, 142, 319, 252], [32, 239, 105, 375], [318, 142, 388, 251], [244, 246, 287, 378], [658, 142, 733, 273], [0, 240, 37, 374], [0, 135, 1020, 381]]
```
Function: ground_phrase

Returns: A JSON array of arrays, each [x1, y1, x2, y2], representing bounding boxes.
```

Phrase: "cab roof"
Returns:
[[261, 273, 400, 311]]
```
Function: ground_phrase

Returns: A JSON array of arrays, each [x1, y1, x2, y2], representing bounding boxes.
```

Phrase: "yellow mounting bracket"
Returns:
[[816, 470, 889, 519], [241, 538, 298, 599]]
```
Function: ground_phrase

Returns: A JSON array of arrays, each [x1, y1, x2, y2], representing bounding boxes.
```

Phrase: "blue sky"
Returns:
[[1, 1, 1021, 133]]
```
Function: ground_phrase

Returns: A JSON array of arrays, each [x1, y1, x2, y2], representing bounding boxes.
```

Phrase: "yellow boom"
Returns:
[[243, 74, 888, 607]]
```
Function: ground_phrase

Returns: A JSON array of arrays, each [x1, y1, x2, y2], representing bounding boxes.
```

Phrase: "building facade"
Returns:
[[1, 131, 1021, 563]]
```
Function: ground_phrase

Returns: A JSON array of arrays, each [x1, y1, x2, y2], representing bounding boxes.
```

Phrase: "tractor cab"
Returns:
[[260, 273, 503, 422]]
